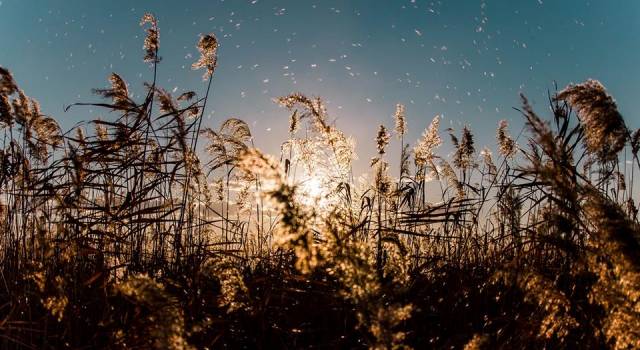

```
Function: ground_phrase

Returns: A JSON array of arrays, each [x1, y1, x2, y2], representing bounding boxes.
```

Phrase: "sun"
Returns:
[[302, 176, 324, 199], [297, 173, 332, 209]]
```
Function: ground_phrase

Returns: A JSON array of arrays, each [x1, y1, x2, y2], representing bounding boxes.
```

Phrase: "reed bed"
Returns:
[[0, 14, 638, 349]]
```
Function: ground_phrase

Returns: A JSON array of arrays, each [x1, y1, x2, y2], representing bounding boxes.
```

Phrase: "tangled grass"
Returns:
[[0, 14, 638, 349]]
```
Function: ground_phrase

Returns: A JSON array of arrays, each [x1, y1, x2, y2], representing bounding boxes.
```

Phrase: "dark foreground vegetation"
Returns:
[[0, 14, 638, 349]]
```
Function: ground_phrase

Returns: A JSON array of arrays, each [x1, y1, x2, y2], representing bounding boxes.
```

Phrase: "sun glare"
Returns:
[[303, 176, 323, 198], [298, 174, 331, 208]]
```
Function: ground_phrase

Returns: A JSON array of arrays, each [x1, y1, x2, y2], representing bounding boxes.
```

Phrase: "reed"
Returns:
[[0, 13, 637, 350]]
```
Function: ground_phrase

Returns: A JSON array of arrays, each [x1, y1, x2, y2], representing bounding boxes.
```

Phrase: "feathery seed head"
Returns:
[[414, 115, 441, 167], [177, 91, 196, 101], [394, 103, 406, 138], [92, 73, 131, 108], [0, 67, 18, 95], [192, 34, 219, 80], [497, 120, 517, 158], [375, 124, 390, 155], [140, 13, 160, 63], [481, 147, 497, 177], [156, 88, 177, 114], [453, 125, 475, 169], [556, 79, 627, 162]]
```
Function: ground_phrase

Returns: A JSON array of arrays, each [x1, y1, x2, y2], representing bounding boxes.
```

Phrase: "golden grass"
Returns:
[[0, 13, 637, 349]]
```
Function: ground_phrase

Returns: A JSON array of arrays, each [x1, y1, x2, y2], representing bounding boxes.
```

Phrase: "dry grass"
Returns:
[[0, 14, 638, 349]]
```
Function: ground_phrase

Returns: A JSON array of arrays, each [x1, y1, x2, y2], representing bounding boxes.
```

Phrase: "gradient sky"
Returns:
[[1, 0, 639, 174]]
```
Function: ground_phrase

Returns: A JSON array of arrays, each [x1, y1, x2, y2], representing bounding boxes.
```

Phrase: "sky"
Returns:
[[1, 0, 639, 174]]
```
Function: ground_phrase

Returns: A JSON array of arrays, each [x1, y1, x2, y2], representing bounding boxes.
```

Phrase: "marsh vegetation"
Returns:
[[0, 14, 638, 349]]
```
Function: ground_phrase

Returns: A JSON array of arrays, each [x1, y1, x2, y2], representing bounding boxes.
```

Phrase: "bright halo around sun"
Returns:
[[297, 172, 333, 209]]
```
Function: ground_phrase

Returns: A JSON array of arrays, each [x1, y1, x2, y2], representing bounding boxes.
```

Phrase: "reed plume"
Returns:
[[394, 103, 406, 138], [375, 124, 390, 155], [497, 119, 517, 158], [556, 79, 627, 162], [414, 115, 441, 167], [140, 13, 160, 63], [192, 34, 219, 80], [453, 125, 475, 170]]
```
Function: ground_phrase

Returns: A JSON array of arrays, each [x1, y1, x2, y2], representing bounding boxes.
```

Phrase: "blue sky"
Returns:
[[1, 0, 638, 173]]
